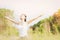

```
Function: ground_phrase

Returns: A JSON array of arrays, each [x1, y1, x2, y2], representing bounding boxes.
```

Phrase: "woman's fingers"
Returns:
[[39, 13, 44, 17]]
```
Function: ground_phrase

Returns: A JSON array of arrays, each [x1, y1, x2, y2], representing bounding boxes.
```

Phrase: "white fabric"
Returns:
[[15, 22, 29, 37], [5, 16, 30, 37]]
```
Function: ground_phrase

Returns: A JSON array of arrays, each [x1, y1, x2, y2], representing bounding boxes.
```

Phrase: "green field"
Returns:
[[0, 8, 60, 40], [0, 28, 60, 40]]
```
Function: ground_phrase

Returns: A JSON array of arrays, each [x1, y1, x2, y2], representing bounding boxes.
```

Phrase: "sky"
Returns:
[[0, 0, 60, 22]]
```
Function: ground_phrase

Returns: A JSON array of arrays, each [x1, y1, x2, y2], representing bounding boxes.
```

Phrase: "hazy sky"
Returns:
[[0, 0, 60, 21]]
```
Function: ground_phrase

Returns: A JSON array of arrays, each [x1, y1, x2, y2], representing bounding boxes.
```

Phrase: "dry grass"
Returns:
[[0, 28, 60, 40]]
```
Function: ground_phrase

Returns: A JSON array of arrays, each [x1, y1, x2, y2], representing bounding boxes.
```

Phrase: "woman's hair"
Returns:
[[25, 15, 27, 22]]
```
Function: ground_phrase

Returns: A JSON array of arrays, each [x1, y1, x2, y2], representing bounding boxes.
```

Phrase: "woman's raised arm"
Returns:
[[5, 16, 19, 25], [27, 14, 43, 24]]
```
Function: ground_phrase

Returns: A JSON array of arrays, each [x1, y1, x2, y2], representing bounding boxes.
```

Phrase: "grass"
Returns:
[[0, 27, 60, 40], [29, 29, 60, 40]]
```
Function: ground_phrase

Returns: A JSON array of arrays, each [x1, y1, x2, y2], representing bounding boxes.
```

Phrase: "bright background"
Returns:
[[0, 0, 60, 22]]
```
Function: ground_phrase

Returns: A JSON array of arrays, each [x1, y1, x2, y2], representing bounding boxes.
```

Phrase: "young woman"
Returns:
[[5, 13, 42, 40]]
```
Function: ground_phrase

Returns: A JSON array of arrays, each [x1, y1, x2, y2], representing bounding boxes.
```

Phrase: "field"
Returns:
[[0, 9, 60, 40], [0, 29, 60, 40]]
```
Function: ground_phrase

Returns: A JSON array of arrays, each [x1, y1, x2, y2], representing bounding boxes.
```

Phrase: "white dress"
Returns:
[[5, 16, 30, 37], [16, 22, 29, 37]]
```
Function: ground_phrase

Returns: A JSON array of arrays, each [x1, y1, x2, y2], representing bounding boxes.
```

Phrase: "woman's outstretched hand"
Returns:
[[27, 13, 44, 24], [39, 13, 44, 17], [4, 12, 20, 25], [5, 12, 11, 18]]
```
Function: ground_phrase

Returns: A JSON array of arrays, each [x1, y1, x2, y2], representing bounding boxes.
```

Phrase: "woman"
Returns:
[[5, 13, 42, 40]]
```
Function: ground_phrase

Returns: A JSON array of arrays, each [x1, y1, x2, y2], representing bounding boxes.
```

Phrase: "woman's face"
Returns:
[[20, 14, 26, 21]]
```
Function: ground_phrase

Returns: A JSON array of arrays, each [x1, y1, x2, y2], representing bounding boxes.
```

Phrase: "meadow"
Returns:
[[0, 8, 60, 40]]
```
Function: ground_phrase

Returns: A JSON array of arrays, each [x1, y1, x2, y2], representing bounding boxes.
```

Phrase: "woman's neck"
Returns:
[[21, 20, 26, 23]]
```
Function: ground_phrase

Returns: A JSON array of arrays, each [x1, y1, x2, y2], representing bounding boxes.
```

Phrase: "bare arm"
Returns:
[[5, 16, 19, 25], [27, 14, 42, 24]]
